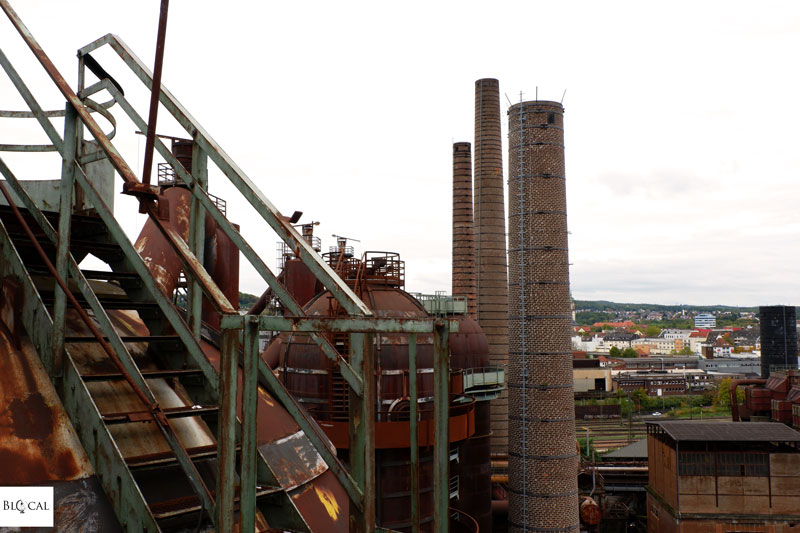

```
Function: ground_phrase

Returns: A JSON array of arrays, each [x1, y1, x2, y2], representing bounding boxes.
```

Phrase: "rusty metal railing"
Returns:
[[0, 3, 455, 531]]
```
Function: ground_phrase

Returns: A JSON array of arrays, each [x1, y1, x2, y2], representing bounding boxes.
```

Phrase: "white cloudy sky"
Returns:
[[1, 1, 799, 307]]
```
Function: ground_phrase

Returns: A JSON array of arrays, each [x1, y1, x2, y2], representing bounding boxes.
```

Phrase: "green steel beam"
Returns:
[[433, 320, 450, 533], [255, 354, 364, 509], [216, 329, 239, 532], [221, 314, 458, 334], [82, 79, 364, 398], [51, 103, 77, 377], [0, 199, 54, 374], [71, 164, 220, 396], [0, 14, 233, 318], [0, 158, 218, 522], [0, 47, 64, 152], [348, 332, 376, 533], [0, 3, 140, 192], [76, 33, 371, 317], [0, 204, 160, 532], [188, 142, 207, 339], [408, 333, 420, 533], [62, 355, 161, 533], [240, 317, 259, 533]]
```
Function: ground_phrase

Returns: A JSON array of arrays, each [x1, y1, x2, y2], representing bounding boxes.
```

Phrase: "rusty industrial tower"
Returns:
[[452, 142, 477, 316], [474, 78, 509, 456], [507, 100, 579, 532]]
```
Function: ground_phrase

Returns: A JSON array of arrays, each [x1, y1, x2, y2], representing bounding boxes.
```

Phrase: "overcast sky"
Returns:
[[1, 1, 799, 307]]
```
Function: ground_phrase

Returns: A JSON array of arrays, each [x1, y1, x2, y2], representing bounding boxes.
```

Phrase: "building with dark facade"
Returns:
[[760, 306, 798, 378]]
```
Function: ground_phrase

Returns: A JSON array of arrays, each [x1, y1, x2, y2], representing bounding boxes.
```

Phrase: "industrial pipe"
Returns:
[[491, 499, 508, 517], [730, 378, 766, 421]]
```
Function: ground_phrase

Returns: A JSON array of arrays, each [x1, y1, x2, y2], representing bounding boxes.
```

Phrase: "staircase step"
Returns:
[[102, 405, 218, 425], [40, 296, 160, 311], [6, 232, 122, 254], [150, 486, 282, 521], [81, 368, 203, 383], [127, 444, 229, 469], [66, 334, 179, 344], [80, 269, 142, 282]]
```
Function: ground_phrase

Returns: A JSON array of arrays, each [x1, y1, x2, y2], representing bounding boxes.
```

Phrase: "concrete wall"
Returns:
[[573, 367, 611, 393]]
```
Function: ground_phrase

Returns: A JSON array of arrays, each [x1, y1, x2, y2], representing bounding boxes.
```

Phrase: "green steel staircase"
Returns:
[[0, 190, 310, 531], [0, 2, 456, 531]]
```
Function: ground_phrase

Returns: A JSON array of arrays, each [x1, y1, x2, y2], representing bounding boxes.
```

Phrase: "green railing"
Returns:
[[0, 2, 454, 531]]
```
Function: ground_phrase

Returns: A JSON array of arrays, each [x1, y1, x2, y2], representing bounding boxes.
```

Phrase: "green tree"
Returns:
[[609, 346, 622, 358], [645, 325, 661, 337], [621, 347, 638, 358], [678, 346, 693, 355], [714, 378, 745, 408]]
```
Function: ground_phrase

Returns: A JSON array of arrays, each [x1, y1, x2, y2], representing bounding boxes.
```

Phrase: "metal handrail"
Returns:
[[0, 7, 456, 529], [76, 32, 370, 317]]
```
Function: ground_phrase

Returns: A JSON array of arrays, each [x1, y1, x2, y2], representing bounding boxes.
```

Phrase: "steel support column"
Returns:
[[240, 316, 259, 533], [188, 142, 207, 338], [51, 103, 77, 377], [349, 332, 375, 533], [216, 328, 238, 530], [433, 320, 450, 533], [409, 332, 420, 533]]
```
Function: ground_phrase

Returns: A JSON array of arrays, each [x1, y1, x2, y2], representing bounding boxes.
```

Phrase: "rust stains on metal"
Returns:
[[258, 430, 327, 491], [9, 392, 54, 439], [289, 471, 348, 532], [0, 448, 50, 485], [0, 323, 93, 485]]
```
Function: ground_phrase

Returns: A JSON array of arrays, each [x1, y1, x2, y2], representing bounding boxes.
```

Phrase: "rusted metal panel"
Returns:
[[288, 470, 349, 532], [268, 283, 477, 531]]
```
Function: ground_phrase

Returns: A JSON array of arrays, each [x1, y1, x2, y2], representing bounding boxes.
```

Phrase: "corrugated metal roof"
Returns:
[[603, 438, 648, 459], [649, 421, 800, 442]]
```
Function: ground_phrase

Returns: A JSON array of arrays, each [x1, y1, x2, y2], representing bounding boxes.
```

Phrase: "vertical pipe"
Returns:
[[240, 316, 260, 533], [474, 78, 509, 457], [141, 0, 170, 185], [52, 103, 78, 377], [349, 332, 376, 533], [216, 328, 238, 531], [452, 142, 476, 317], [433, 320, 450, 533], [507, 100, 578, 532], [188, 143, 207, 337], [408, 333, 420, 533]]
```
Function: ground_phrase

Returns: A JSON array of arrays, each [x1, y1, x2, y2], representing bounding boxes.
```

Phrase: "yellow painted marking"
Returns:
[[314, 485, 340, 521]]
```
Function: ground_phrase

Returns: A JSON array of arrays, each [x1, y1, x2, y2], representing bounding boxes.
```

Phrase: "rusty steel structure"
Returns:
[[473, 78, 509, 459], [507, 99, 579, 532], [264, 245, 492, 532], [0, 3, 457, 531], [452, 142, 476, 318]]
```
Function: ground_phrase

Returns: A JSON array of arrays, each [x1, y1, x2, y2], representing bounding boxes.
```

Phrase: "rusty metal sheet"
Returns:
[[257, 430, 327, 491], [0, 325, 93, 484], [288, 470, 349, 533]]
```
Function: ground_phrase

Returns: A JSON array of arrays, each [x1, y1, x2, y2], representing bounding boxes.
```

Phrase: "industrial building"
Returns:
[[647, 421, 800, 532], [6, 3, 796, 531], [0, 4, 505, 530]]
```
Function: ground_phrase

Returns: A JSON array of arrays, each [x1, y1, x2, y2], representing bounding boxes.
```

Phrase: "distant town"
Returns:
[[570, 300, 769, 397]]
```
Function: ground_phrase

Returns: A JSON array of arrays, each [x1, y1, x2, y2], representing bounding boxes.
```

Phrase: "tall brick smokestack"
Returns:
[[453, 142, 477, 316], [507, 100, 578, 532], [473, 78, 509, 456]]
